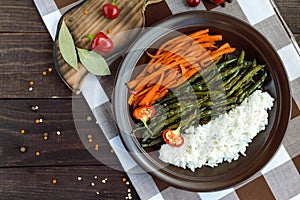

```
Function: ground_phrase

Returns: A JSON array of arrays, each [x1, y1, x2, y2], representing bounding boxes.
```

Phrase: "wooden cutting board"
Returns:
[[54, 0, 145, 91]]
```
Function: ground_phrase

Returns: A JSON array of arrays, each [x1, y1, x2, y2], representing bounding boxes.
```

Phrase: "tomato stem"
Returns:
[[111, 0, 116, 5], [82, 34, 95, 41]]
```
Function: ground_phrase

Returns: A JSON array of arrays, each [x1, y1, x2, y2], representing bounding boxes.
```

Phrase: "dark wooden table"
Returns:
[[0, 0, 299, 199]]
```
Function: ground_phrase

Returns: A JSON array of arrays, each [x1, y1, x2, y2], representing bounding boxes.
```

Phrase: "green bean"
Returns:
[[237, 70, 267, 103], [142, 137, 164, 147], [226, 65, 263, 97], [251, 59, 257, 67], [192, 83, 208, 91], [142, 121, 164, 143], [157, 58, 242, 105], [217, 57, 238, 72], [223, 70, 239, 86], [146, 108, 199, 143], [238, 50, 245, 65]]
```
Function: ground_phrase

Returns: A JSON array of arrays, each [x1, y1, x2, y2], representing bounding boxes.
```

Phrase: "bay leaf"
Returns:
[[59, 20, 78, 70], [77, 48, 111, 76]]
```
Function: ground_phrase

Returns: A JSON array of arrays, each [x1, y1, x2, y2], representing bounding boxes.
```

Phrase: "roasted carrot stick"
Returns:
[[188, 29, 209, 39], [215, 43, 230, 51], [168, 67, 199, 89], [149, 88, 169, 105], [210, 47, 236, 61], [200, 47, 236, 66], [196, 35, 222, 43], [161, 69, 180, 87], [138, 73, 164, 106]]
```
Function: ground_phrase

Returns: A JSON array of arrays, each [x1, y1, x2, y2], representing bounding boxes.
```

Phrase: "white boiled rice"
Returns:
[[159, 90, 274, 172]]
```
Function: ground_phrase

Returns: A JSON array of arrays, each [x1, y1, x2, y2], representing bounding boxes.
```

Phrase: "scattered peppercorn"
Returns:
[[42, 71, 47, 76], [101, 178, 108, 184], [20, 146, 27, 153], [30, 105, 39, 112], [43, 133, 48, 140], [20, 129, 26, 134], [88, 134, 93, 143], [52, 179, 57, 184], [29, 81, 34, 86], [84, 9, 89, 14], [35, 118, 43, 124], [86, 116, 92, 121], [48, 67, 53, 72], [35, 151, 40, 156]]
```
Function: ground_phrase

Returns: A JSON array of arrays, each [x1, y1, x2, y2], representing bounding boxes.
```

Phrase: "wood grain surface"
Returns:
[[0, 0, 299, 199], [54, 0, 145, 90]]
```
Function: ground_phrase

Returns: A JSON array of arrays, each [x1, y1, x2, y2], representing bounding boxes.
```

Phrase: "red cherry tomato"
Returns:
[[162, 129, 184, 147], [88, 32, 114, 54], [210, 0, 225, 5], [102, 0, 119, 19], [186, 0, 201, 7]]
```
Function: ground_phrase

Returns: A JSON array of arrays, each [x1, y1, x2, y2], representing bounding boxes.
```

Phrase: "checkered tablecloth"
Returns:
[[34, 0, 300, 199]]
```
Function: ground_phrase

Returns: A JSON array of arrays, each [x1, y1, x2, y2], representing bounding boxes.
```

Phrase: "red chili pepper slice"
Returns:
[[133, 105, 155, 122], [162, 128, 184, 147], [133, 105, 155, 135]]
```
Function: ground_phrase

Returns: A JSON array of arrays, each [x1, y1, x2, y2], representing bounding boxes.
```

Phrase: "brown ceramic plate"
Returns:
[[113, 11, 291, 192]]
